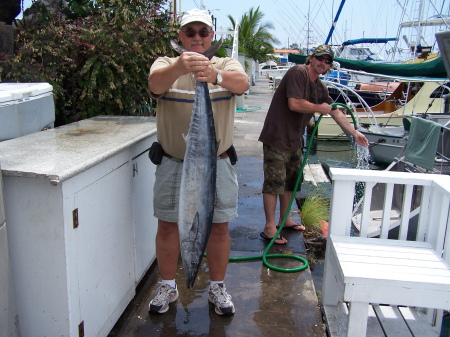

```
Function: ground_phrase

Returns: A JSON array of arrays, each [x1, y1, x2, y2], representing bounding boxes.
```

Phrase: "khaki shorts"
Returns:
[[262, 144, 303, 195], [153, 156, 238, 223]]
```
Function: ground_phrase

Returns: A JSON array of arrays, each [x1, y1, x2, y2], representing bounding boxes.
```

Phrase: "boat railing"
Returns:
[[325, 72, 450, 132], [322, 79, 382, 129]]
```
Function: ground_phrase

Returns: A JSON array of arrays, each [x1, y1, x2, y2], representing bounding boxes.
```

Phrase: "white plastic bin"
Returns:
[[0, 83, 55, 141]]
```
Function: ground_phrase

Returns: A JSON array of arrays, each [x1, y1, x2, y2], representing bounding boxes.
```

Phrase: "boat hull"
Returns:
[[359, 129, 406, 165], [360, 114, 450, 166], [317, 114, 404, 140]]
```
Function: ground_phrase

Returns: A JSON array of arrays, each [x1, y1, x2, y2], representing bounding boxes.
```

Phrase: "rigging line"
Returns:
[[283, 0, 309, 22], [272, 3, 297, 39], [428, 0, 450, 28], [396, 0, 414, 23], [289, 10, 320, 45], [284, 0, 309, 25], [277, 1, 305, 31], [290, 0, 341, 47], [276, 7, 303, 34], [295, 0, 318, 45], [281, 0, 328, 45], [191, 0, 201, 10], [307, 0, 336, 43], [391, 0, 410, 61], [272, 0, 301, 43], [274, 11, 307, 45], [273, 18, 296, 45]]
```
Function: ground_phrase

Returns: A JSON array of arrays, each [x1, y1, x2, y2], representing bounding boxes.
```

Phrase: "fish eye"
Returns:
[[191, 262, 197, 266]]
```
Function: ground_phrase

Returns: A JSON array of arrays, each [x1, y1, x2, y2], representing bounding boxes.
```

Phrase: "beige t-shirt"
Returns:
[[149, 56, 246, 159]]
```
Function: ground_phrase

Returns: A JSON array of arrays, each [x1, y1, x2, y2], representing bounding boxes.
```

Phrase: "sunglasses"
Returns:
[[315, 55, 333, 64], [182, 27, 212, 38]]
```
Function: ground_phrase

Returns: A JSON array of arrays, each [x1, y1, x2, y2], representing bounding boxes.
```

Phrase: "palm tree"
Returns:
[[227, 6, 279, 62]]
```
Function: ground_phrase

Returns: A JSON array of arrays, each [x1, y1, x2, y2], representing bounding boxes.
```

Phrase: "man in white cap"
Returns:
[[147, 8, 249, 316]]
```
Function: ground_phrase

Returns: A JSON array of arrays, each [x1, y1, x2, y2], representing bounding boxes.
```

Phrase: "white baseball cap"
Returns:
[[180, 9, 213, 28]]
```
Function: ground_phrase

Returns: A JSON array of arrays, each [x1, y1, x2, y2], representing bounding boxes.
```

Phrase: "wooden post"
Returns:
[[0, 22, 16, 55]]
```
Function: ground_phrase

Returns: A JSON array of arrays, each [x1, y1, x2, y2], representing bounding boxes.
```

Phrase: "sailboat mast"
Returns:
[[324, 0, 347, 45]]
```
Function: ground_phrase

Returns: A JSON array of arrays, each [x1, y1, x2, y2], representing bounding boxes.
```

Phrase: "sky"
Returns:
[[19, 0, 449, 61], [179, 0, 448, 60]]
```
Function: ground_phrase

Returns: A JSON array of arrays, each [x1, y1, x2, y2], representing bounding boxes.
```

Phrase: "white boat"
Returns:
[[357, 29, 450, 165], [361, 113, 450, 165], [325, 38, 401, 106], [259, 61, 292, 80], [260, 66, 291, 80], [316, 78, 450, 141], [359, 125, 407, 165], [333, 38, 395, 62], [305, 1, 450, 139]]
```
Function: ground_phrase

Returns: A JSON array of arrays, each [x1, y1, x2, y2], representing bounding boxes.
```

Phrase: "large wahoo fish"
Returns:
[[172, 39, 223, 288]]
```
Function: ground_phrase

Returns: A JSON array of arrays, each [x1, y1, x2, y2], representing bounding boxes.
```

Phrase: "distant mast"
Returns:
[[171, 0, 182, 23]]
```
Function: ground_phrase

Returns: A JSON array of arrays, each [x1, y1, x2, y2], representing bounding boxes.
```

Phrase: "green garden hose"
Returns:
[[209, 103, 358, 273]]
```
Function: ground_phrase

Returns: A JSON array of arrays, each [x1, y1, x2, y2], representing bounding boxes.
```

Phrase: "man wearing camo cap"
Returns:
[[258, 44, 368, 245], [305, 44, 335, 64]]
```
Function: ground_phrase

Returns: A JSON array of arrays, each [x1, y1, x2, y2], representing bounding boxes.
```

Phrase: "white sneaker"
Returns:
[[148, 283, 179, 314], [208, 283, 235, 316]]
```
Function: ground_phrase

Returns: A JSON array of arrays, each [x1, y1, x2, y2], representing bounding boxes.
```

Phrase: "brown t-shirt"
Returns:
[[258, 65, 333, 152]]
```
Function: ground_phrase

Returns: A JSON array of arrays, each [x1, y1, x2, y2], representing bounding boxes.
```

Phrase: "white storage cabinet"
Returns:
[[0, 116, 158, 337]]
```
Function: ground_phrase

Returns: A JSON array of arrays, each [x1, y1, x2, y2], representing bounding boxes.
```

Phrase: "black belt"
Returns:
[[163, 152, 228, 162]]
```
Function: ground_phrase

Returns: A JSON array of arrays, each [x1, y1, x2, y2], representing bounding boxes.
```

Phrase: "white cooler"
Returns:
[[0, 83, 55, 141]]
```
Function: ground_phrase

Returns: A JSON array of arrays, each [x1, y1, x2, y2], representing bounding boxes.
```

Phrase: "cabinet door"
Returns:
[[74, 161, 135, 336], [132, 151, 157, 283]]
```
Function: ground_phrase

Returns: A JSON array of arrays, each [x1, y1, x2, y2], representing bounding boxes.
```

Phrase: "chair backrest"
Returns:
[[328, 168, 450, 263]]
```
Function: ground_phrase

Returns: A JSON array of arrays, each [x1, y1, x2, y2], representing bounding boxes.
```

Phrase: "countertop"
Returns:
[[0, 116, 157, 184]]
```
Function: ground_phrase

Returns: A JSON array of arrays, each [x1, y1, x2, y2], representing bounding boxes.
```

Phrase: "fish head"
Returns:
[[180, 240, 205, 288]]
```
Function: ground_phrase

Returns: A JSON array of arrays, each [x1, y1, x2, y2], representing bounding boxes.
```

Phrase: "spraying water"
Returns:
[[355, 143, 371, 170]]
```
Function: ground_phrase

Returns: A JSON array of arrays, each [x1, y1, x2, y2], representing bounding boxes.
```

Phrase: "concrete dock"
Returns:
[[108, 77, 327, 337]]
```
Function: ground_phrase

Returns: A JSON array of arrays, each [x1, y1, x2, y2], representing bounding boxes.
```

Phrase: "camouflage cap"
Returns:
[[311, 45, 334, 61]]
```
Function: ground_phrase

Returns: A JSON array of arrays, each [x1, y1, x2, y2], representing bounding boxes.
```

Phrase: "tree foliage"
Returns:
[[0, 0, 178, 126], [227, 6, 278, 62]]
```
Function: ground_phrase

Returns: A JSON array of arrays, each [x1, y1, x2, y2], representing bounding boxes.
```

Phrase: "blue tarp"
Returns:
[[342, 38, 397, 46], [288, 54, 448, 78]]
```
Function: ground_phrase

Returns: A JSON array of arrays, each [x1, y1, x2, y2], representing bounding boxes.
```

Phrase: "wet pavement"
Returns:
[[108, 77, 327, 337]]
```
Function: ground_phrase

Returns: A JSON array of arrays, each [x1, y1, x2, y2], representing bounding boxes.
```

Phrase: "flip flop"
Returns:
[[259, 232, 287, 244], [276, 224, 305, 231]]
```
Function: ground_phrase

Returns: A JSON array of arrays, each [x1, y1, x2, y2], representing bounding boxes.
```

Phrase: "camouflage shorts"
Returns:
[[262, 144, 303, 195]]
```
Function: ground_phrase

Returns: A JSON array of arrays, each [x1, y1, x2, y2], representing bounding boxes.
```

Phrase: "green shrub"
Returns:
[[1, 0, 178, 126], [300, 194, 330, 231]]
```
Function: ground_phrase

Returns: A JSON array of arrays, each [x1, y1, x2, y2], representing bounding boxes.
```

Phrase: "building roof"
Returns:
[[274, 49, 300, 54]]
